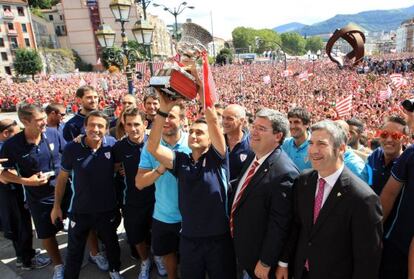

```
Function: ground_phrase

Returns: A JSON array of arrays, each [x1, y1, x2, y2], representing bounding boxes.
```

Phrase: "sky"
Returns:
[[147, 0, 414, 40]]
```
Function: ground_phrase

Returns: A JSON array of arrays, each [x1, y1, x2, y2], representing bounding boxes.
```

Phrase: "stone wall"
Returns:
[[40, 48, 76, 74]]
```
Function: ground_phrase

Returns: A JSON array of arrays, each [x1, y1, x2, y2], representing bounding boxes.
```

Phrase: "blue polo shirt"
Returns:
[[226, 131, 253, 181], [63, 113, 86, 142], [344, 148, 367, 183], [61, 135, 117, 214], [282, 136, 311, 171], [0, 128, 65, 204], [171, 147, 229, 238], [113, 137, 154, 207], [387, 145, 414, 255], [139, 132, 190, 223]]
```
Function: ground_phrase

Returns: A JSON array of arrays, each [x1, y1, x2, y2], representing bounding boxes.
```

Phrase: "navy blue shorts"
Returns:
[[122, 203, 153, 245], [29, 202, 59, 239], [151, 218, 181, 256]]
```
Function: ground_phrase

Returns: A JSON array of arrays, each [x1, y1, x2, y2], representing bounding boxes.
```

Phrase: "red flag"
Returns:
[[152, 61, 165, 73], [135, 62, 146, 74], [378, 86, 392, 101], [202, 51, 217, 108], [335, 94, 353, 118], [390, 73, 407, 88]]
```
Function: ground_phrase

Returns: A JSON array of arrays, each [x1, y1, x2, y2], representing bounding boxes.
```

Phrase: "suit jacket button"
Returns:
[[308, 242, 312, 246]]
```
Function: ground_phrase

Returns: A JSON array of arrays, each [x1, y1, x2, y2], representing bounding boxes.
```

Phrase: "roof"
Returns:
[[0, 0, 28, 5]]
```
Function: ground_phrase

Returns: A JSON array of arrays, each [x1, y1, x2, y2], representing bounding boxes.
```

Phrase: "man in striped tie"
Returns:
[[230, 108, 299, 279], [277, 120, 382, 279]]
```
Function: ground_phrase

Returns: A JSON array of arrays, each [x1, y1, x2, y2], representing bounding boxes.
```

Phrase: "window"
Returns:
[[17, 7, 24, 16], [25, 38, 30, 47], [21, 23, 27, 33], [5, 66, 11, 75], [59, 15, 63, 20], [0, 38, 4, 47], [1, 52, 8, 61], [61, 25, 65, 32], [10, 37, 18, 48], [3, 5, 11, 12], [49, 14, 54, 21], [7, 23, 14, 30]]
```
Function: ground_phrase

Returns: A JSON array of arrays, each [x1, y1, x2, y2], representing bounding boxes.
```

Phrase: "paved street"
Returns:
[[0, 224, 167, 279]]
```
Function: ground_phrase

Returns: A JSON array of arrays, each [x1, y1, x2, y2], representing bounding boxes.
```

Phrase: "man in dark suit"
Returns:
[[230, 108, 299, 279], [277, 120, 382, 279]]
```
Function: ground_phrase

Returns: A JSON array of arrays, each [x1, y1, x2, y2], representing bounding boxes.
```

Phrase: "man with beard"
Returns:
[[282, 108, 312, 171], [45, 103, 67, 135], [346, 118, 371, 161], [63, 86, 99, 142], [143, 89, 160, 131], [136, 102, 189, 279]]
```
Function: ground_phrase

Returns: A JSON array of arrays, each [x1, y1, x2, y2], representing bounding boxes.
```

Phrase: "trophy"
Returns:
[[149, 22, 213, 100], [325, 24, 365, 68]]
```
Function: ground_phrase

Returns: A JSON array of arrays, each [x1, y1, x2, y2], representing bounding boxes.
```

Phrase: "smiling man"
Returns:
[[278, 120, 382, 279]]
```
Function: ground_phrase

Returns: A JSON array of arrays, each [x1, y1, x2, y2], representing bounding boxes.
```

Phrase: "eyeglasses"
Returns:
[[251, 125, 272, 133], [376, 130, 405, 140], [0, 120, 17, 132], [57, 111, 66, 117]]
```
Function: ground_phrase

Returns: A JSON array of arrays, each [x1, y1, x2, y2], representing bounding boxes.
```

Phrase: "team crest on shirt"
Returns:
[[104, 152, 111, 159], [240, 154, 247, 162], [49, 143, 55, 151]]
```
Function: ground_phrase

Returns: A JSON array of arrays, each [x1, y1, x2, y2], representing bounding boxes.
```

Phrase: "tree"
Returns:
[[13, 48, 43, 79], [305, 36, 324, 53], [281, 32, 306, 55], [232, 27, 281, 54], [216, 48, 233, 65], [28, 0, 52, 9], [232, 27, 256, 53], [255, 29, 282, 53]]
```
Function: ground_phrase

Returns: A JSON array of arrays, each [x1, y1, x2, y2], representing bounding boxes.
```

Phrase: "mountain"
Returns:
[[273, 22, 307, 33], [274, 5, 414, 36]]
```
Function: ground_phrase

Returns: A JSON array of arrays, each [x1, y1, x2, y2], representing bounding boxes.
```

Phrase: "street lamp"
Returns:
[[96, 0, 140, 95], [153, 2, 194, 40], [274, 42, 287, 70], [132, 19, 155, 75]]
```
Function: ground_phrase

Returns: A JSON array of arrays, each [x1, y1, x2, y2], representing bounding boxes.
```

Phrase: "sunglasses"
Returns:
[[376, 130, 405, 140], [0, 120, 17, 132]]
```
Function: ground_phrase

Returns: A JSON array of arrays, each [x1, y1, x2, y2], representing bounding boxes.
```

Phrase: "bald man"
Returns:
[[222, 104, 253, 181], [335, 120, 368, 182]]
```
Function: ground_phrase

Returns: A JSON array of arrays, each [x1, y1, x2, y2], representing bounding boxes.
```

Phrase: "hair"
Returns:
[[84, 110, 109, 129], [143, 88, 159, 103], [45, 103, 65, 115], [346, 118, 364, 134], [287, 107, 311, 125], [225, 104, 246, 119], [311, 120, 347, 150], [172, 103, 186, 120], [384, 115, 409, 135], [17, 103, 44, 122], [214, 103, 225, 110], [256, 108, 289, 144], [0, 119, 18, 133], [76, 85, 96, 98], [122, 107, 146, 123], [193, 117, 207, 125]]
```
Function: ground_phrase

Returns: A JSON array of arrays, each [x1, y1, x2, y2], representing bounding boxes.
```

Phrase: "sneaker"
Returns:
[[154, 255, 167, 276], [138, 259, 151, 279], [16, 257, 22, 268], [52, 264, 64, 279], [89, 252, 109, 271], [109, 271, 125, 279], [21, 253, 51, 270]]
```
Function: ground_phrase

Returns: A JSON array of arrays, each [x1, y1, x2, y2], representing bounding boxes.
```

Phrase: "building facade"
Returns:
[[0, 0, 36, 76], [396, 18, 414, 53], [31, 14, 59, 49], [61, 0, 172, 67]]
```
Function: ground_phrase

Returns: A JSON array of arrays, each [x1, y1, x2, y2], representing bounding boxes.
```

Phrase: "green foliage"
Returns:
[[72, 50, 93, 72], [28, 0, 52, 9], [30, 7, 44, 19], [305, 36, 324, 53], [280, 32, 306, 55], [216, 48, 233, 65], [232, 27, 281, 53], [13, 48, 43, 79], [127, 41, 146, 59], [100, 45, 141, 71]]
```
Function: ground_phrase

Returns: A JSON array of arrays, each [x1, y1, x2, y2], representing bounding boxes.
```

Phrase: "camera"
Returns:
[[401, 98, 414, 112]]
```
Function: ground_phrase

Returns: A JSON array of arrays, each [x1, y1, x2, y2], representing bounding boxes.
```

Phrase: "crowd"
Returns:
[[0, 54, 413, 279]]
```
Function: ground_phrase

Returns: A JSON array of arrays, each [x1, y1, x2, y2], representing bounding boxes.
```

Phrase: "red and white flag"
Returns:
[[202, 51, 217, 108], [79, 78, 86, 87], [152, 61, 165, 73], [335, 94, 353, 118], [390, 73, 407, 88], [281, 69, 293, 77], [96, 58, 101, 65], [263, 75, 271, 84], [135, 62, 146, 74], [298, 70, 313, 81], [378, 86, 392, 101]]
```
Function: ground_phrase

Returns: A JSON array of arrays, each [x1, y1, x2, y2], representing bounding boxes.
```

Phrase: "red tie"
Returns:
[[229, 160, 260, 237], [305, 178, 326, 271]]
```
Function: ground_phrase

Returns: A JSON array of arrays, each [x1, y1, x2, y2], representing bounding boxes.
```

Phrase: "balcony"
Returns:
[[7, 29, 18, 36], [2, 9, 14, 20]]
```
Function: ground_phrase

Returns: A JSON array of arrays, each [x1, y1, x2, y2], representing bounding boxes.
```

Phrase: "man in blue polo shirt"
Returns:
[[147, 93, 237, 278], [1, 104, 66, 279], [136, 103, 189, 279], [282, 107, 312, 171], [113, 108, 159, 279], [222, 104, 253, 181], [51, 110, 123, 279], [63, 85, 99, 142]]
